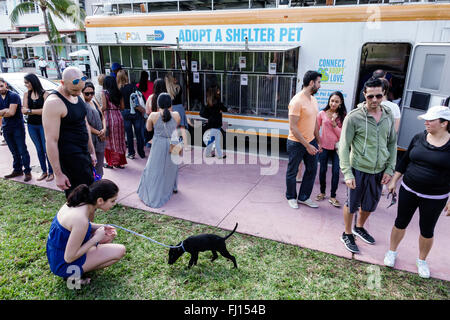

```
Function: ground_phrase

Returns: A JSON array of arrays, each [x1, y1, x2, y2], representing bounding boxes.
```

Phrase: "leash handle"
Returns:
[[106, 224, 184, 250]]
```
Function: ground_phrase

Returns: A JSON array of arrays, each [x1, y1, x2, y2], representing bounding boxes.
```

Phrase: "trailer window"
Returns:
[[131, 46, 142, 68], [421, 54, 445, 91]]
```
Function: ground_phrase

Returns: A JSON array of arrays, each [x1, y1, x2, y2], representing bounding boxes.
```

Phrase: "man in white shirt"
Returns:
[[380, 78, 401, 133], [38, 57, 48, 78], [1, 58, 9, 73], [58, 58, 66, 74]]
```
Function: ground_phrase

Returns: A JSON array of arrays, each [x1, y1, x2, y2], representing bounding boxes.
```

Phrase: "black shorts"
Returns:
[[60, 152, 94, 198], [346, 168, 383, 214]]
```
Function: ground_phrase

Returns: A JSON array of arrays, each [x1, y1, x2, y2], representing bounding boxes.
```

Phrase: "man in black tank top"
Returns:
[[42, 67, 97, 198]]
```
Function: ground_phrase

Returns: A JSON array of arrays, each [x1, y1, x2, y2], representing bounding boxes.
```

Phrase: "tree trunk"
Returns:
[[41, 7, 62, 80]]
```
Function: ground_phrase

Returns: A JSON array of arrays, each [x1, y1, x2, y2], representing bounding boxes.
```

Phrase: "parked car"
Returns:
[[0, 72, 59, 101]]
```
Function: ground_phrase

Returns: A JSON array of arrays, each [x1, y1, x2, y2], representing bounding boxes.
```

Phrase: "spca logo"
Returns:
[[117, 32, 141, 41]]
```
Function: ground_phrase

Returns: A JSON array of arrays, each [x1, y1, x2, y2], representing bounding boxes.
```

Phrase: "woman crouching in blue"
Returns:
[[46, 179, 126, 285]]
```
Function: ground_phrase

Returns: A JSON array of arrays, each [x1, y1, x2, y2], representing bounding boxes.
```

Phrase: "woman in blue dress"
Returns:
[[46, 179, 126, 284], [138, 93, 180, 208]]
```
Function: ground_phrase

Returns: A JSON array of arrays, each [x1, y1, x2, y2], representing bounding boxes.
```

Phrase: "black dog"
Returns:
[[168, 223, 238, 268]]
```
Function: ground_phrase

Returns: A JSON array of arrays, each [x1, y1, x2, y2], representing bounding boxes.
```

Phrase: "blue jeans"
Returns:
[[27, 124, 53, 174], [3, 125, 31, 174], [319, 148, 340, 198], [122, 109, 145, 157], [205, 128, 223, 157], [285, 139, 318, 201]]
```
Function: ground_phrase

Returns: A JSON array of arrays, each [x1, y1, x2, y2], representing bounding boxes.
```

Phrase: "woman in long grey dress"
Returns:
[[137, 93, 181, 208]]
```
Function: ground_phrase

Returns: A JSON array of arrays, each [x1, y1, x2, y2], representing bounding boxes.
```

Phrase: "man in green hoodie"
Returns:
[[339, 78, 397, 254]]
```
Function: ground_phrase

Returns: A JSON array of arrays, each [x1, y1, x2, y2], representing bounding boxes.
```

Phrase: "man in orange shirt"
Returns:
[[286, 71, 322, 209]]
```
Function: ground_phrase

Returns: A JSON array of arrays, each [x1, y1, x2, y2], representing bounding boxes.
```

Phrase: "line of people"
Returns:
[[286, 70, 450, 279]]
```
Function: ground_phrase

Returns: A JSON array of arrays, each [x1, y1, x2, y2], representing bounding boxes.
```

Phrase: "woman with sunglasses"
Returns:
[[83, 82, 106, 178], [385, 106, 450, 278], [21, 73, 53, 181]]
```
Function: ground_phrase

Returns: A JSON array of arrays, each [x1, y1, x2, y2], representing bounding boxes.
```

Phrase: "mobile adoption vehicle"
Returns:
[[84, 1, 450, 150]]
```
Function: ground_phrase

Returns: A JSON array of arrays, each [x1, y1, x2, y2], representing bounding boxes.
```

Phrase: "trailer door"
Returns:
[[397, 43, 450, 149]]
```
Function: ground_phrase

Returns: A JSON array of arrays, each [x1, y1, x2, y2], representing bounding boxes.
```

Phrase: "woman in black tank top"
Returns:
[[22, 73, 53, 182]]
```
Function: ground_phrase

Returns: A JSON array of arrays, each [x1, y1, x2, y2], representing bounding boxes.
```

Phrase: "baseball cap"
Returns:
[[417, 106, 450, 121], [111, 62, 122, 71]]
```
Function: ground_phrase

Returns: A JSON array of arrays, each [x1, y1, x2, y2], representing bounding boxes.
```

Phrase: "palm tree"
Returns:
[[10, 0, 86, 79]]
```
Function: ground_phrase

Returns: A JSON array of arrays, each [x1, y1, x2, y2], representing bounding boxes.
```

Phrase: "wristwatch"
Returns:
[[27, 109, 32, 115]]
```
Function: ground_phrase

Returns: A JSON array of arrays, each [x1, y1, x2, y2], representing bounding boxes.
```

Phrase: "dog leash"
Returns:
[[106, 224, 185, 251]]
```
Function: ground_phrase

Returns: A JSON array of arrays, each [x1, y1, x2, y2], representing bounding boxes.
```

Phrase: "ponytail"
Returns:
[[67, 184, 92, 207], [157, 93, 173, 123], [66, 179, 119, 207], [162, 107, 172, 123]]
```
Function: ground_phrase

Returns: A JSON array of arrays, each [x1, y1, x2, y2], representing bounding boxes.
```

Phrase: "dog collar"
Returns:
[[180, 241, 186, 252]]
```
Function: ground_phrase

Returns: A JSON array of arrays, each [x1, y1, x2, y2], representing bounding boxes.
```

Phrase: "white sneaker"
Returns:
[[384, 250, 397, 267], [416, 259, 430, 278], [297, 198, 319, 208], [288, 199, 298, 209]]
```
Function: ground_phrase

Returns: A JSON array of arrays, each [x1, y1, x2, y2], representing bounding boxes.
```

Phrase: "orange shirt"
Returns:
[[287, 91, 319, 143]]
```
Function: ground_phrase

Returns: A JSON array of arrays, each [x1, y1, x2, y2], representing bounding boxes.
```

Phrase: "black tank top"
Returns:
[[51, 90, 89, 155], [27, 91, 44, 125]]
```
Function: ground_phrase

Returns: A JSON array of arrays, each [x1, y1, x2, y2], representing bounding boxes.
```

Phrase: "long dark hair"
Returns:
[[151, 78, 167, 112], [323, 91, 347, 124], [103, 75, 122, 107], [206, 86, 219, 107], [157, 93, 172, 123], [67, 179, 119, 207], [24, 73, 45, 96], [138, 71, 149, 93]]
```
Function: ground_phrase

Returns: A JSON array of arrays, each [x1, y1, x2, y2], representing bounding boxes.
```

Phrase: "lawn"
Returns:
[[0, 179, 448, 300]]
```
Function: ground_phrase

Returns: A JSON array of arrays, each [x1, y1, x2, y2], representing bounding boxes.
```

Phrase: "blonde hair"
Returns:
[[116, 70, 129, 89], [164, 73, 180, 100], [97, 74, 106, 86]]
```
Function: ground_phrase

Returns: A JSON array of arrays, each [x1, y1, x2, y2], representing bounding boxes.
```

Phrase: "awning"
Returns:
[[69, 49, 90, 57], [9, 34, 66, 48], [153, 44, 300, 52]]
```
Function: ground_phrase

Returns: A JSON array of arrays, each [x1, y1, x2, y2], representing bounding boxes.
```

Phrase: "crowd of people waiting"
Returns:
[[286, 70, 449, 279], [0, 65, 448, 282]]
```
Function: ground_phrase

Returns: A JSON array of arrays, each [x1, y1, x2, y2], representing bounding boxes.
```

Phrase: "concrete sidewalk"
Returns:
[[1, 137, 449, 282]]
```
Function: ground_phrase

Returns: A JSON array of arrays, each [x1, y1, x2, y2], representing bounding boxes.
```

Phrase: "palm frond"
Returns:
[[47, 0, 86, 29], [46, 13, 64, 55], [9, 1, 38, 25]]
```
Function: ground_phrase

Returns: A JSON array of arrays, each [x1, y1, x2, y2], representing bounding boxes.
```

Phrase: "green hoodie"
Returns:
[[339, 102, 397, 181]]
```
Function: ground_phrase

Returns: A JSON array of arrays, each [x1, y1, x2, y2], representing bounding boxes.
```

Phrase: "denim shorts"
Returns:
[[346, 168, 383, 214]]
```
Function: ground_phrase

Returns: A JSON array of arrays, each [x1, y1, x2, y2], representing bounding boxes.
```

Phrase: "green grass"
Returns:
[[0, 179, 448, 300]]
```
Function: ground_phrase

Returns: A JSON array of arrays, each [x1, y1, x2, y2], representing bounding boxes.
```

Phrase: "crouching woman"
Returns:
[[46, 179, 126, 284]]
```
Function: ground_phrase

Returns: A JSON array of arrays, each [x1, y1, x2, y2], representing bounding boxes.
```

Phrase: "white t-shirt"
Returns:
[[38, 60, 47, 68], [382, 100, 401, 119]]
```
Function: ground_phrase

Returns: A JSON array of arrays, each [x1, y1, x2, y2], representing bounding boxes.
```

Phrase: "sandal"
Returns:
[[315, 193, 326, 201], [329, 198, 341, 207], [36, 173, 48, 181]]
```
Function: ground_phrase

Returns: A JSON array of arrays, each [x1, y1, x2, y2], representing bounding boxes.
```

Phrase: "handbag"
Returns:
[[164, 122, 183, 156]]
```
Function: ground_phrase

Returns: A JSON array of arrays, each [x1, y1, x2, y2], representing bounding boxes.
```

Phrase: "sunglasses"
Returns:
[[387, 191, 397, 209], [72, 76, 87, 85], [366, 94, 383, 100], [83, 91, 95, 96]]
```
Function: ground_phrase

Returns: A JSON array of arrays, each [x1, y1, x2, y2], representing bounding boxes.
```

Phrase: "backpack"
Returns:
[[129, 88, 145, 115]]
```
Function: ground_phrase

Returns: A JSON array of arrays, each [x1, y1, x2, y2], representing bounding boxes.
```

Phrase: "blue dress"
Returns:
[[137, 115, 179, 208], [46, 215, 92, 278]]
